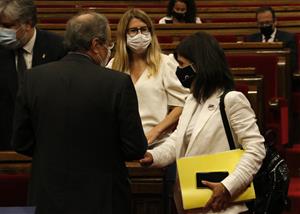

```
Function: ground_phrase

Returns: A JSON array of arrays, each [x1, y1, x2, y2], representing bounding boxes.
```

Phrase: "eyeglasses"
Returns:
[[127, 26, 150, 37]]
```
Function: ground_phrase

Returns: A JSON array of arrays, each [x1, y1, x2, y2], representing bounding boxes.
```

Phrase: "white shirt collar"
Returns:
[[23, 28, 36, 54], [262, 28, 277, 42]]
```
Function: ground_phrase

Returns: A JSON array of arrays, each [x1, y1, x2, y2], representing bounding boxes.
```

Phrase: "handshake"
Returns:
[[139, 152, 154, 167]]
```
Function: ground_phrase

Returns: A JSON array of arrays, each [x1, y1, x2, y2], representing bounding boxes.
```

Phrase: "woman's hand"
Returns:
[[139, 152, 153, 167], [203, 181, 231, 212], [146, 106, 183, 145], [146, 127, 162, 145]]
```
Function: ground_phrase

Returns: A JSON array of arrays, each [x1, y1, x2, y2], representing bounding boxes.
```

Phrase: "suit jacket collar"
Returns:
[[62, 52, 96, 64], [274, 30, 285, 42], [23, 28, 36, 54], [184, 90, 222, 155], [32, 29, 48, 67], [256, 28, 283, 42]]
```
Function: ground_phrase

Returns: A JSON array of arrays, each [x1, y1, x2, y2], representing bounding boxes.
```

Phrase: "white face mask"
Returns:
[[126, 33, 152, 54], [0, 27, 21, 49]]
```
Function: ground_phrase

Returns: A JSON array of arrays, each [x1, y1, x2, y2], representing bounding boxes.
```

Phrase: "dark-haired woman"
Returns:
[[140, 32, 265, 213], [159, 0, 201, 24]]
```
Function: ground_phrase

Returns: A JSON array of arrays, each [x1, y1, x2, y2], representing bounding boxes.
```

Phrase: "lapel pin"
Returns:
[[208, 104, 215, 111], [42, 54, 46, 59]]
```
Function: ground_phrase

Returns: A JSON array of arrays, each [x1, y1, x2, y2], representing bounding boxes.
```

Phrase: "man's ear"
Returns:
[[91, 38, 100, 54], [22, 22, 34, 32]]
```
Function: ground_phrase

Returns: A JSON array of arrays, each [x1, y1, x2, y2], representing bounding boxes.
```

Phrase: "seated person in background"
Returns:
[[140, 32, 266, 214], [247, 6, 297, 72], [159, 0, 201, 24], [107, 8, 189, 148], [0, 0, 66, 150]]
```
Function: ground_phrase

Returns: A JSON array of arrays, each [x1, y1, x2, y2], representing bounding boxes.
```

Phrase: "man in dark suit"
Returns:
[[11, 11, 147, 214], [0, 0, 66, 150], [247, 6, 297, 72]]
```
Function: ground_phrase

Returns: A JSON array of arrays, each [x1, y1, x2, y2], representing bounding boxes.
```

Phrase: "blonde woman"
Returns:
[[107, 8, 189, 147]]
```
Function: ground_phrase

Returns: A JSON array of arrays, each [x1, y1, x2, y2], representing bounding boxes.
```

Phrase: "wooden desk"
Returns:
[[0, 152, 171, 214]]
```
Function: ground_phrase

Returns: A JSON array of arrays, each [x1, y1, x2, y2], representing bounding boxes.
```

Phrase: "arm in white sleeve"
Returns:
[[221, 91, 266, 197], [148, 128, 178, 167]]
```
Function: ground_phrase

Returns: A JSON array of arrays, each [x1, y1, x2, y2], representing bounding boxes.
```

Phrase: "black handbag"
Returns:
[[220, 91, 290, 214]]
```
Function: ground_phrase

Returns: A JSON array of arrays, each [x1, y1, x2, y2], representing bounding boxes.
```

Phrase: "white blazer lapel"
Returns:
[[176, 96, 198, 157], [185, 93, 220, 155]]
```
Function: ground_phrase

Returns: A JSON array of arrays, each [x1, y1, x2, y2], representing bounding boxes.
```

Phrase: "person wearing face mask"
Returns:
[[0, 0, 66, 150], [140, 32, 266, 214], [247, 6, 297, 72], [108, 12, 188, 208], [108, 8, 189, 148], [159, 0, 201, 24], [11, 11, 147, 214]]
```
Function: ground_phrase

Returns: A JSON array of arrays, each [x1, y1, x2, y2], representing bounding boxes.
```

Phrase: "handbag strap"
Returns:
[[220, 91, 236, 150]]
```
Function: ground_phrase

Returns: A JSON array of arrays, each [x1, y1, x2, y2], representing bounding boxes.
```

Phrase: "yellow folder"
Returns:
[[176, 149, 255, 210]]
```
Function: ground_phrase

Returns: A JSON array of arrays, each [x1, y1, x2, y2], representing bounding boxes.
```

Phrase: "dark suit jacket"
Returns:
[[247, 30, 298, 72], [11, 53, 147, 214], [0, 29, 66, 150]]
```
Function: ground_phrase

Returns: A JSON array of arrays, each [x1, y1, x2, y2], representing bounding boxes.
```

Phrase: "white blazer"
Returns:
[[149, 91, 266, 213]]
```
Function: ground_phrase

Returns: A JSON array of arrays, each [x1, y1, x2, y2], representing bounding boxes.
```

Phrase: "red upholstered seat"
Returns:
[[203, 18, 256, 23], [277, 17, 300, 21], [287, 177, 300, 214], [81, 4, 129, 8], [0, 174, 30, 206], [295, 34, 300, 73], [227, 54, 278, 103], [213, 35, 240, 42], [203, 16, 300, 23], [226, 54, 289, 145], [157, 36, 174, 44], [39, 17, 69, 24], [196, 4, 300, 7], [235, 83, 249, 97], [39, 17, 121, 24], [292, 92, 300, 113]]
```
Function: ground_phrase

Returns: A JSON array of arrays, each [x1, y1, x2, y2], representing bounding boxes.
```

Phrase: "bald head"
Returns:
[[75, 13, 97, 24], [64, 11, 109, 52]]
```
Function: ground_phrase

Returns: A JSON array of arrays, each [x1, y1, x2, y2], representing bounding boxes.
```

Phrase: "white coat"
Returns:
[[149, 91, 266, 214]]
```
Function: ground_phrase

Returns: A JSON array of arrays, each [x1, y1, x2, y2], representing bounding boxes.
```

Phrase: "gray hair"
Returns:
[[0, 0, 37, 26], [64, 11, 109, 52]]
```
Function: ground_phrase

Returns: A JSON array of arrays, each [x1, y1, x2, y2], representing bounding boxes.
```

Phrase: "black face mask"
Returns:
[[176, 65, 196, 88], [172, 11, 185, 21], [260, 25, 274, 40]]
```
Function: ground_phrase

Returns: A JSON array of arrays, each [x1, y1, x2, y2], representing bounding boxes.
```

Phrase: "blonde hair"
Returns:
[[112, 8, 161, 76]]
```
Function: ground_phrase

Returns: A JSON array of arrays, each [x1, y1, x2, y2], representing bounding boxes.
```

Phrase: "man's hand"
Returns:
[[203, 181, 231, 212], [139, 152, 153, 167]]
